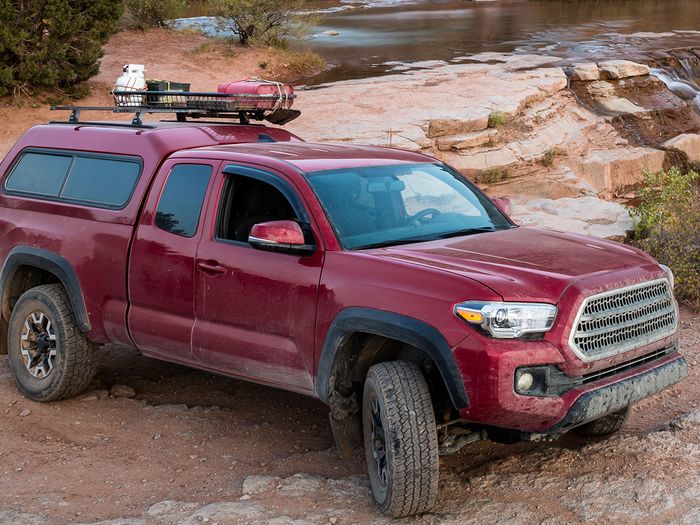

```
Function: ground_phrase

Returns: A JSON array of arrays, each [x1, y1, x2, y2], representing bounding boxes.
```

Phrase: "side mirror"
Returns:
[[491, 196, 512, 216], [248, 220, 315, 255]]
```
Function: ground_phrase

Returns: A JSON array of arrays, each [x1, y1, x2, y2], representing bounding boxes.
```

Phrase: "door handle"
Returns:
[[197, 261, 227, 276]]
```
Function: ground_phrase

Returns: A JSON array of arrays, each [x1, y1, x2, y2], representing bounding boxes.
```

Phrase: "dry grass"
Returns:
[[267, 49, 327, 82], [488, 110, 507, 128], [478, 167, 508, 184]]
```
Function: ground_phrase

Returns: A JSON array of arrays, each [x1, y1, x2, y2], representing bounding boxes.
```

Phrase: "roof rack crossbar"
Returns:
[[50, 89, 300, 127]]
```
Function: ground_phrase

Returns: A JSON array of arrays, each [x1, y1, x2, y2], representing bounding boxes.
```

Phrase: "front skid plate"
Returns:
[[545, 355, 688, 434]]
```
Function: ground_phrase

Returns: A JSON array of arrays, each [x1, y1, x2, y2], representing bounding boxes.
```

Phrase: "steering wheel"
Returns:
[[409, 208, 442, 226]]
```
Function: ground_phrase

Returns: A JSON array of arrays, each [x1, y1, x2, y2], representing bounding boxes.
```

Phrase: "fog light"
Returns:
[[516, 372, 534, 392]]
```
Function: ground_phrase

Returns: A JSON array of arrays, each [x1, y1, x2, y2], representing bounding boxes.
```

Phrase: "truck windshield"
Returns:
[[306, 162, 513, 250]]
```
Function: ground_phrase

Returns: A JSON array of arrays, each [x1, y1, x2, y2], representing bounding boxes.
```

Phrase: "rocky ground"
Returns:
[[290, 53, 700, 240], [0, 310, 697, 525]]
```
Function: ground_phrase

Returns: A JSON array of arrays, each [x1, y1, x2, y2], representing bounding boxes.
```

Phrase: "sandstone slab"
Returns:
[[291, 62, 567, 147], [580, 147, 665, 191], [242, 475, 281, 494], [662, 133, 700, 162], [598, 60, 651, 79], [450, 148, 519, 176], [571, 63, 600, 81], [435, 129, 497, 150], [509, 196, 633, 240], [427, 116, 489, 138], [597, 97, 647, 115]]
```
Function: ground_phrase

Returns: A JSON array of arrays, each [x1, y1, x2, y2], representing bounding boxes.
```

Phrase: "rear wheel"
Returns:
[[362, 361, 439, 517], [573, 408, 628, 437], [7, 284, 98, 402]]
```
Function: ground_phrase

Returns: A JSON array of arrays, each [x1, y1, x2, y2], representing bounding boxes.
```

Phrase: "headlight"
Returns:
[[660, 264, 674, 289], [454, 301, 558, 338]]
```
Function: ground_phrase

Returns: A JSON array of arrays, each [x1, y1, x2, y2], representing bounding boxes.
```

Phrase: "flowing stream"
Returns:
[[651, 50, 700, 112]]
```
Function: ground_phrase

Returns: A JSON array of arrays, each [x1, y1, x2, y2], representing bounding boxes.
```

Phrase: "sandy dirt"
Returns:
[[0, 310, 697, 525]]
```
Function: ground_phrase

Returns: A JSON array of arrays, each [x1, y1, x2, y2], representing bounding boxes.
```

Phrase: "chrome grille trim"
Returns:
[[568, 278, 677, 362]]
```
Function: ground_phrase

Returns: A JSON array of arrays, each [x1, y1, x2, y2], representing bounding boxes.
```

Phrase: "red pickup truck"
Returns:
[[0, 115, 686, 516]]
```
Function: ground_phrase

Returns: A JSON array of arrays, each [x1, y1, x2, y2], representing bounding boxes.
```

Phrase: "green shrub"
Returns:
[[124, 0, 188, 29], [632, 167, 700, 306], [0, 0, 123, 97], [210, 0, 317, 46]]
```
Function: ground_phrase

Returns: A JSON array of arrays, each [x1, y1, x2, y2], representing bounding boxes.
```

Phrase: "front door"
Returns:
[[192, 165, 323, 393], [128, 160, 217, 362]]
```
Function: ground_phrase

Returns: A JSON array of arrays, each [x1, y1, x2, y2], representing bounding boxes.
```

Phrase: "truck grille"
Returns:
[[569, 279, 677, 361]]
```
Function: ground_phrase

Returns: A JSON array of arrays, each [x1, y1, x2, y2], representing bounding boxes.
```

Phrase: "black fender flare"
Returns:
[[316, 307, 469, 409], [0, 246, 91, 332]]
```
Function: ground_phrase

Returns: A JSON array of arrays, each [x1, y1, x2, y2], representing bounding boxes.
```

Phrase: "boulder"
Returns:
[[571, 63, 600, 81], [435, 129, 497, 150], [580, 147, 665, 191], [110, 384, 136, 399], [598, 60, 650, 80], [661, 133, 700, 162]]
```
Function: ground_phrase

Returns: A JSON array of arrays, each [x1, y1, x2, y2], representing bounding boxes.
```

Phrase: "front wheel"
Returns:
[[362, 361, 439, 517], [7, 284, 98, 402]]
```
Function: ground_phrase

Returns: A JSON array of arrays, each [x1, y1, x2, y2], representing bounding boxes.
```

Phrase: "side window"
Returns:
[[4, 150, 141, 208], [4, 152, 72, 196], [217, 174, 298, 243], [155, 164, 212, 238], [62, 156, 140, 207]]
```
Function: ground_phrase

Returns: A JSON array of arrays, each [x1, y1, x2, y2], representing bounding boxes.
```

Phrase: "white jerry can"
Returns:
[[114, 64, 146, 107]]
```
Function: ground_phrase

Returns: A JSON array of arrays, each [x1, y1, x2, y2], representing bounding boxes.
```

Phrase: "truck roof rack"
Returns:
[[50, 89, 300, 127]]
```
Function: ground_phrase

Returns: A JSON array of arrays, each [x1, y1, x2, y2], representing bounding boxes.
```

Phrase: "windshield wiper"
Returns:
[[437, 227, 496, 239], [357, 227, 498, 250], [357, 237, 441, 250]]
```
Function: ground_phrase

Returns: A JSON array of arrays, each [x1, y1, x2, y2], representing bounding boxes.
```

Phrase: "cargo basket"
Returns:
[[112, 89, 295, 113], [52, 86, 300, 127]]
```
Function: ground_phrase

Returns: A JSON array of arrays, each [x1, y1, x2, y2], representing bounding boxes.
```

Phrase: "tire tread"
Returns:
[[365, 361, 439, 517], [8, 284, 98, 402]]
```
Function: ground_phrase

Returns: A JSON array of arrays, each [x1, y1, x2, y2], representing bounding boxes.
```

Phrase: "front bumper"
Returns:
[[454, 335, 687, 433], [545, 353, 687, 434]]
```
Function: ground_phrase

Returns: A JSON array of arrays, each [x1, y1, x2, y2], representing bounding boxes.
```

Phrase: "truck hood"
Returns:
[[366, 227, 659, 303]]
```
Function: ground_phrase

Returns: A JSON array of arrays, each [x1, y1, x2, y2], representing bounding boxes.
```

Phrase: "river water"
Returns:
[[303, 0, 700, 83], [179, 0, 700, 99]]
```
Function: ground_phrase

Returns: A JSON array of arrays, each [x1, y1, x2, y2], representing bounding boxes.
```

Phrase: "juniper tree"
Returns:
[[0, 0, 123, 97]]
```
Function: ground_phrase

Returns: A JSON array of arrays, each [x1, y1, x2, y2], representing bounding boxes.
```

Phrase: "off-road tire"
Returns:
[[362, 361, 439, 517], [7, 284, 98, 402], [573, 408, 629, 437]]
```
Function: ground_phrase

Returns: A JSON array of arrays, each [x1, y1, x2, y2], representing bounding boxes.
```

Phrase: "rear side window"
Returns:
[[155, 164, 212, 238], [62, 157, 140, 206], [4, 150, 141, 209], [4, 152, 72, 196]]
